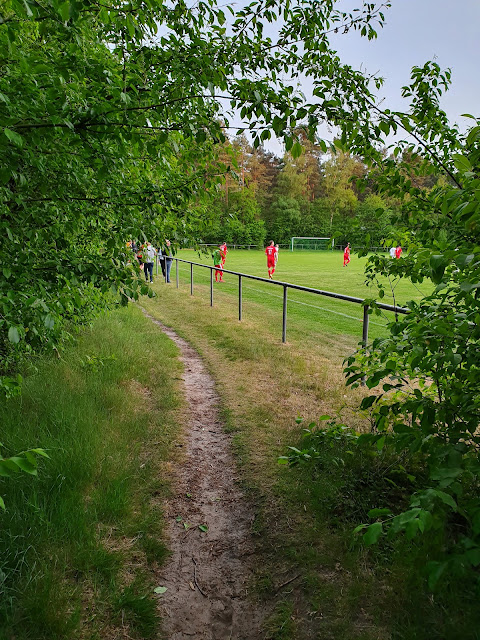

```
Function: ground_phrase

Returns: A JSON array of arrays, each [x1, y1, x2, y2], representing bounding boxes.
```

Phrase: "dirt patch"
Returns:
[[143, 312, 266, 639]]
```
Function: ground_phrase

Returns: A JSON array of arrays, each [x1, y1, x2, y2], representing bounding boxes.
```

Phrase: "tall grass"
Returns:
[[0, 305, 182, 639]]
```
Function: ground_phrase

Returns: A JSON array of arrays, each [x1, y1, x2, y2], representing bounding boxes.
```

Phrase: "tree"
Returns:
[[1, 0, 391, 388]]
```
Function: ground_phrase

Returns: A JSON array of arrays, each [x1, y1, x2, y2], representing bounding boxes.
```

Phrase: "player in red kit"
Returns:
[[395, 245, 403, 259], [219, 242, 228, 268], [343, 243, 351, 267], [265, 240, 276, 279]]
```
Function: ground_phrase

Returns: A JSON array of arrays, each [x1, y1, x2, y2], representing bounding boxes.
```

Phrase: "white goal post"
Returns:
[[290, 237, 334, 251]]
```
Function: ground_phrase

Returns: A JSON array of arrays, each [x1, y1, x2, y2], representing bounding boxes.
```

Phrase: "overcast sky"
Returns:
[[260, 0, 480, 155]]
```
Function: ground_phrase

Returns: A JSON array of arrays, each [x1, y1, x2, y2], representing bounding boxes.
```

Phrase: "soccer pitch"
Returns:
[[170, 249, 431, 345]]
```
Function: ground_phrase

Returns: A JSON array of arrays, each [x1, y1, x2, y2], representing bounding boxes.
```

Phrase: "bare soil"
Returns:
[[144, 313, 266, 640]]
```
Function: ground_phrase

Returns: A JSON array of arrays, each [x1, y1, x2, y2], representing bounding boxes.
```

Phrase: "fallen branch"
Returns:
[[275, 574, 301, 593], [192, 558, 208, 598]]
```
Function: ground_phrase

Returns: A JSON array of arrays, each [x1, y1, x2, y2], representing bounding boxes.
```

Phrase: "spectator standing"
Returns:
[[162, 239, 174, 283], [158, 245, 166, 278], [143, 242, 156, 283], [274, 244, 279, 268], [389, 246, 396, 258]]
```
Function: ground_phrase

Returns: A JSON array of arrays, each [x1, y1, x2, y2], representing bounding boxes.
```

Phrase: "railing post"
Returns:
[[282, 285, 288, 343], [361, 304, 369, 386], [362, 304, 369, 347], [210, 268, 214, 306], [238, 275, 242, 321], [176, 258, 179, 288], [190, 263, 193, 296]]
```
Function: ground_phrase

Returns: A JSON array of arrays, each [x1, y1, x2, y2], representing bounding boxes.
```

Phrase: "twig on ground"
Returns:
[[275, 574, 301, 592], [192, 557, 208, 597]]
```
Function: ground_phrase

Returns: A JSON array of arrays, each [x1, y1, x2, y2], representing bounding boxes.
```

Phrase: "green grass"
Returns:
[[171, 249, 431, 343], [0, 305, 183, 639], [142, 261, 478, 640]]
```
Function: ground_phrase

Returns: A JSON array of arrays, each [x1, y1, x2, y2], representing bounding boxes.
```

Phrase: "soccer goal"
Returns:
[[290, 237, 334, 251]]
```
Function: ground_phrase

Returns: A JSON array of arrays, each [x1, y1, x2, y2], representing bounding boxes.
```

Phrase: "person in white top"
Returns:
[[143, 242, 157, 283]]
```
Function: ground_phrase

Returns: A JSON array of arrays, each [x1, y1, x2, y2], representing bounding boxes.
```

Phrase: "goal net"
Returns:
[[290, 237, 333, 251]]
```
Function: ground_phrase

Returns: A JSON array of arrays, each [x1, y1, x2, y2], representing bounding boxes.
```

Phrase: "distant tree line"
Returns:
[[202, 133, 442, 248]]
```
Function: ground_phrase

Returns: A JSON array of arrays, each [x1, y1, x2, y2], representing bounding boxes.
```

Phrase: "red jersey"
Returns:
[[265, 245, 276, 260]]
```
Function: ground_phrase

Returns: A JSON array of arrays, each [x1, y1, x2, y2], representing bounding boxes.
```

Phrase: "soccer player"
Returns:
[[343, 242, 351, 267], [265, 240, 276, 279], [219, 242, 228, 269], [395, 245, 403, 259], [213, 246, 224, 282]]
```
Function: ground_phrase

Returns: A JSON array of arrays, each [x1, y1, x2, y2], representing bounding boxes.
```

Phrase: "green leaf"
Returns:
[[452, 154, 472, 173], [153, 586, 167, 594], [198, 524, 208, 532], [0, 496, 5, 510], [29, 448, 49, 459], [8, 327, 20, 344], [434, 490, 457, 511], [58, 1, 70, 21], [363, 522, 383, 545], [291, 141, 303, 159], [10, 457, 37, 475], [360, 395, 377, 410], [3, 128, 23, 147], [353, 523, 367, 534]]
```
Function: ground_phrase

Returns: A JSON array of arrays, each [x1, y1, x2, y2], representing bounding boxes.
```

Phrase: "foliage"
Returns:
[[0, 446, 49, 510], [339, 63, 480, 584], [0, 0, 392, 389], [203, 188, 266, 246]]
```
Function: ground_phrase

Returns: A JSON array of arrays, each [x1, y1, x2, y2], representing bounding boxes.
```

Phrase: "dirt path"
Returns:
[[144, 312, 266, 640]]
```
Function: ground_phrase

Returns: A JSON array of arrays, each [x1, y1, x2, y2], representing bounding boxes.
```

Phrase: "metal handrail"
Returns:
[[157, 256, 408, 348]]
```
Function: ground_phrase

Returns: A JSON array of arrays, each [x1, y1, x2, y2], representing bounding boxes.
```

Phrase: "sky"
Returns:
[[259, 0, 480, 155]]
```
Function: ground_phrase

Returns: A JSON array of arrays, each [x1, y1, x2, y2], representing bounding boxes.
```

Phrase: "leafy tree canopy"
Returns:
[[0, 0, 390, 381]]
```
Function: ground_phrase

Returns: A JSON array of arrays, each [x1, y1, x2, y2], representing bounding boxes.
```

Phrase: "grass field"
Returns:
[[170, 249, 431, 344], [0, 306, 183, 640]]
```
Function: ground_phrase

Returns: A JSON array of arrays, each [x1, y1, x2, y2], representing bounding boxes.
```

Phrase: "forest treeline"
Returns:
[[204, 133, 441, 248]]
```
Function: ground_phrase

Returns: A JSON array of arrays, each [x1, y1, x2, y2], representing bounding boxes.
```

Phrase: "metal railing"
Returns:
[[156, 257, 408, 349]]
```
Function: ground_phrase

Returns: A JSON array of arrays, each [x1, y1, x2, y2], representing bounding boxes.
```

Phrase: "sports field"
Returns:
[[168, 249, 430, 344]]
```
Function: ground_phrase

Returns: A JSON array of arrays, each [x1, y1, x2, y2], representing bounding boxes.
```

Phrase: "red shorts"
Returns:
[[267, 258, 275, 268]]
